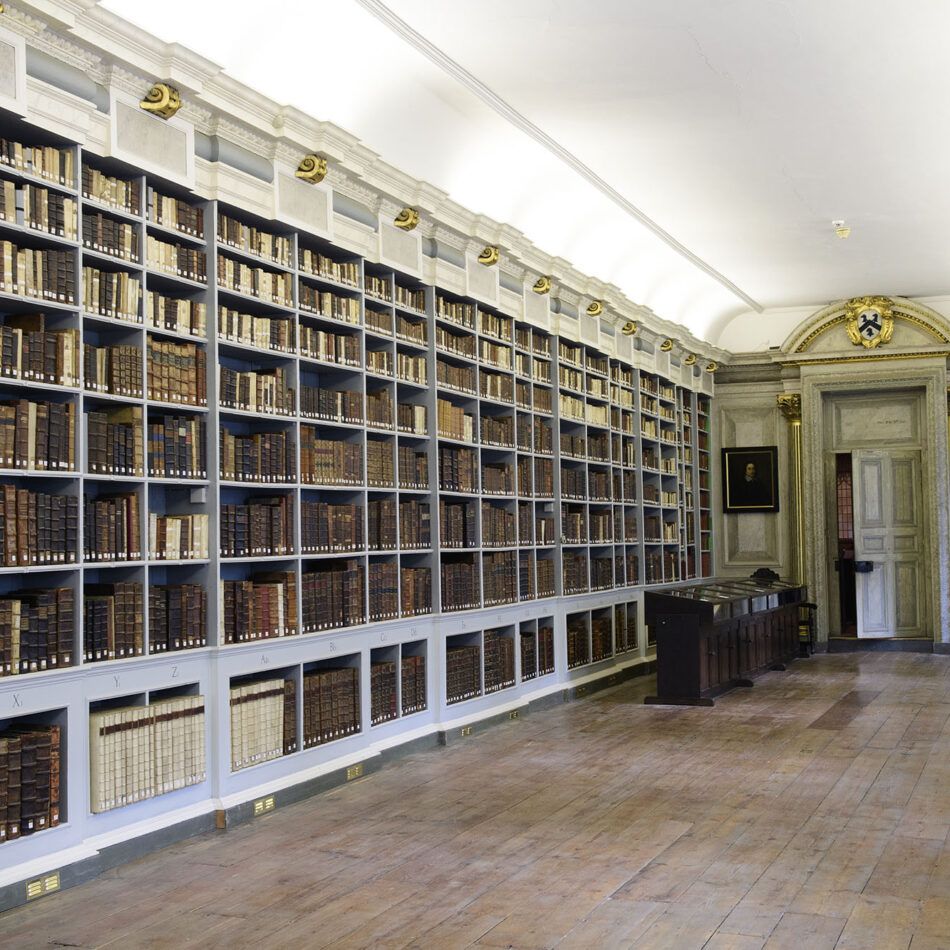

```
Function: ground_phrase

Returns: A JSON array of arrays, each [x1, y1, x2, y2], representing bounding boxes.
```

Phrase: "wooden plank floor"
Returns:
[[4, 652, 950, 949]]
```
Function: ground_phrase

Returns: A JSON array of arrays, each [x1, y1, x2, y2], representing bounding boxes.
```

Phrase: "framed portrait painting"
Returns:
[[722, 446, 779, 513]]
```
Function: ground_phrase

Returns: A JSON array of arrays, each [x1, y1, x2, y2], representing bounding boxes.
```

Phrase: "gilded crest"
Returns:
[[845, 296, 894, 349]]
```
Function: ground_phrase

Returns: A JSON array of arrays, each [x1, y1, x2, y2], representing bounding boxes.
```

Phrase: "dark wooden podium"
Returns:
[[644, 578, 806, 706]]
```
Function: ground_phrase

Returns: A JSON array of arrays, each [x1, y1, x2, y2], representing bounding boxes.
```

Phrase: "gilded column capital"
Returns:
[[777, 393, 802, 422]]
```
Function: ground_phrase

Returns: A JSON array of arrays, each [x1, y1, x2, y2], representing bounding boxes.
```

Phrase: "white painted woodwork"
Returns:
[[852, 449, 927, 638]]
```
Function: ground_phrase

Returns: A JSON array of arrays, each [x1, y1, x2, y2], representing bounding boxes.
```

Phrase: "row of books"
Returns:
[[83, 266, 138, 319], [480, 369, 513, 404], [401, 566, 431, 617], [0, 399, 76, 472], [229, 679, 285, 771], [396, 352, 427, 385], [149, 415, 206, 479], [398, 403, 427, 435], [148, 513, 210, 561], [0, 315, 79, 387], [218, 212, 292, 267], [484, 628, 515, 692], [147, 339, 207, 406], [366, 387, 393, 428], [1, 487, 77, 566], [87, 406, 143, 476], [1, 140, 74, 187], [299, 286, 360, 324], [437, 399, 474, 442], [0, 588, 73, 676], [438, 446, 478, 494], [299, 431, 361, 486], [83, 582, 144, 662], [436, 325, 475, 359], [368, 561, 398, 621], [148, 584, 207, 653], [300, 500, 362, 553], [221, 572, 298, 643], [300, 385, 362, 424], [303, 667, 360, 747], [147, 294, 206, 338], [521, 624, 555, 680], [483, 551, 517, 606], [84, 492, 140, 561], [1, 182, 76, 239], [219, 366, 293, 416], [370, 660, 397, 724], [437, 360, 475, 394], [301, 559, 365, 631], [221, 495, 294, 558], [218, 307, 293, 352], [217, 255, 292, 307], [89, 696, 206, 813], [83, 165, 139, 213], [567, 616, 590, 668], [83, 212, 139, 262], [367, 438, 394, 487], [482, 502, 515, 546], [480, 339, 511, 369], [84, 342, 140, 397], [367, 499, 396, 551], [149, 189, 203, 237], [0, 723, 61, 841], [298, 249, 360, 288], [482, 461, 513, 495], [147, 236, 207, 283], [219, 429, 296, 484], [592, 616, 613, 662], [446, 644, 480, 703], [0, 243, 74, 304], [298, 325, 360, 365], [440, 499, 477, 549], [442, 557, 479, 612]]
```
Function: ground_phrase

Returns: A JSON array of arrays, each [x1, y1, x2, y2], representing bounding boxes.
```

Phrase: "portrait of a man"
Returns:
[[722, 446, 779, 512]]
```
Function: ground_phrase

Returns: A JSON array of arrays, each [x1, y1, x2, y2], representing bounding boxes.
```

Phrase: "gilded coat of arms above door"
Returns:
[[845, 295, 895, 349]]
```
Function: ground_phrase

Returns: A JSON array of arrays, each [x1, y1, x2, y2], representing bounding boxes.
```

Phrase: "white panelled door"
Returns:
[[852, 449, 927, 638]]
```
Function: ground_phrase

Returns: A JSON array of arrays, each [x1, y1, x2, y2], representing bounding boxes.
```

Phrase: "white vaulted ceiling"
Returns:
[[101, 0, 950, 345]]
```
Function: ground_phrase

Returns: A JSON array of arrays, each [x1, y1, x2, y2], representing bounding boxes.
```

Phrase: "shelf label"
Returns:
[[346, 763, 364, 781]]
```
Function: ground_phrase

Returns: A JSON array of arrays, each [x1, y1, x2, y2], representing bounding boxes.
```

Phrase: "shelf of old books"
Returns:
[[0, 101, 713, 891]]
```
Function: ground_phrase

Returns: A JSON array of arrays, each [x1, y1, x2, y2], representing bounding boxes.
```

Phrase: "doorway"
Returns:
[[834, 453, 856, 637], [820, 389, 930, 640]]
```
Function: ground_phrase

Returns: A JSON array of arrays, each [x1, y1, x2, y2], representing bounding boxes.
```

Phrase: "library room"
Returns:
[[0, 2, 948, 948]]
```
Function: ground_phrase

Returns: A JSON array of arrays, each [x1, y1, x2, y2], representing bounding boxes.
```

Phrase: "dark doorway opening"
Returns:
[[835, 453, 857, 636]]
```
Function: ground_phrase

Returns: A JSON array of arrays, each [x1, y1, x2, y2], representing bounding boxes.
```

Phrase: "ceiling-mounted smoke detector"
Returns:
[[832, 219, 851, 239]]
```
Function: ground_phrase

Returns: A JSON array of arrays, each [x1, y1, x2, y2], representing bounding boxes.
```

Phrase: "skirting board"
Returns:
[[0, 659, 655, 914], [827, 638, 937, 654]]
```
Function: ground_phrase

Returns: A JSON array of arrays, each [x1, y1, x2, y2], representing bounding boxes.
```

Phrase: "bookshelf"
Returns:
[[0, 47, 717, 902]]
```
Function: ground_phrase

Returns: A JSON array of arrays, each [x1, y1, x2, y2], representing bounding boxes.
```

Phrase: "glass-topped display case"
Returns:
[[644, 577, 806, 705]]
